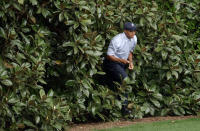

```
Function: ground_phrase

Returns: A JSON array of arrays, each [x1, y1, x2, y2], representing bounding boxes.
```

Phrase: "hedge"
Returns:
[[0, 0, 200, 130]]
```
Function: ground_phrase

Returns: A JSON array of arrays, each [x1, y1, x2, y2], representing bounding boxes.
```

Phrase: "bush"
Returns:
[[0, 0, 200, 130]]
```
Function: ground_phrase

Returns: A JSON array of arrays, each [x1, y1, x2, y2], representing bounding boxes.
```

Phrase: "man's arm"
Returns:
[[128, 52, 134, 70], [107, 37, 129, 65], [107, 55, 129, 65], [128, 52, 133, 63]]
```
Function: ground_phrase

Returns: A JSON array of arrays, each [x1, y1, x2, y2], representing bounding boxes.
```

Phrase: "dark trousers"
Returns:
[[103, 58, 128, 85], [103, 58, 128, 106]]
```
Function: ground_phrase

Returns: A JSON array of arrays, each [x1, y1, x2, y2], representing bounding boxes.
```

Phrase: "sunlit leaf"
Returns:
[[0, 27, 6, 39], [167, 71, 172, 80], [150, 99, 160, 108], [18, 0, 24, 5], [1, 79, 13, 86], [39, 89, 45, 99], [172, 70, 178, 79], [30, 0, 38, 5]]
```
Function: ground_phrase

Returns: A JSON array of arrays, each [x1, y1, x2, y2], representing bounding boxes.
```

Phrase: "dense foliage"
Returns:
[[0, 0, 199, 130]]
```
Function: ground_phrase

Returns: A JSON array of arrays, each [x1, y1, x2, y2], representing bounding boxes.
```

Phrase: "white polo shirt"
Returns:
[[107, 32, 137, 60]]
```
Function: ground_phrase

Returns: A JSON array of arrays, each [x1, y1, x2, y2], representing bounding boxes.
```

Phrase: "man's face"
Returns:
[[124, 30, 136, 39]]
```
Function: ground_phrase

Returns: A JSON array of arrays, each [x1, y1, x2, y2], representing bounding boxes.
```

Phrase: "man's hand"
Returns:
[[128, 62, 134, 70], [120, 59, 130, 64], [128, 52, 134, 70]]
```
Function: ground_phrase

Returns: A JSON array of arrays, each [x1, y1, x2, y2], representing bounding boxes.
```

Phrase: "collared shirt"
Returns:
[[107, 32, 137, 60]]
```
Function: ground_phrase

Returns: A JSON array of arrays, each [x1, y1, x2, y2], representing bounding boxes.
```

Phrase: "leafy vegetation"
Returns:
[[0, 0, 199, 130]]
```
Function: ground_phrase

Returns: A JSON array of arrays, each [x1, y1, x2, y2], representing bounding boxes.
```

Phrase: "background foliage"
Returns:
[[0, 0, 199, 130]]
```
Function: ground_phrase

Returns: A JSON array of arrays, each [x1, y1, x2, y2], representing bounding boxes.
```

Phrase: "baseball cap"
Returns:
[[124, 22, 137, 31]]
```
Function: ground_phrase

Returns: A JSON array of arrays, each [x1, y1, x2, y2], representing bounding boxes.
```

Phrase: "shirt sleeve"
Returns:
[[130, 36, 137, 52], [107, 39, 117, 56]]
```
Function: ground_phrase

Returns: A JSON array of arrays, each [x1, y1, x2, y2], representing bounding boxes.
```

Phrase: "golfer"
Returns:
[[103, 22, 137, 114], [103, 22, 137, 85]]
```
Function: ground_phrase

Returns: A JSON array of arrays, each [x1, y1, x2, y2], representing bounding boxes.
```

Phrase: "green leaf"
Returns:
[[123, 77, 130, 84], [154, 47, 162, 52], [1, 79, 13, 86], [166, 71, 171, 80], [78, 1, 86, 5], [64, 20, 75, 25], [192, 92, 200, 100], [81, 6, 90, 11], [8, 98, 19, 104], [0, 11, 4, 17], [73, 47, 78, 54], [80, 62, 86, 69], [150, 98, 160, 108], [53, 123, 62, 130], [175, 2, 181, 11], [138, 91, 147, 97], [150, 107, 155, 116], [146, 17, 152, 24], [141, 104, 150, 114], [20, 32, 30, 44], [39, 89, 45, 99], [172, 35, 182, 41], [174, 46, 181, 52], [80, 19, 92, 25], [96, 72, 106, 75], [161, 108, 170, 116], [92, 106, 96, 115], [95, 35, 102, 42], [66, 65, 73, 72], [11, 40, 23, 50], [65, 80, 75, 86], [173, 108, 181, 116], [62, 42, 74, 47], [161, 51, 168, 60], [0, 71, 7, 78], [35, 116, 40, 124], [172, 70, 178, 79], [183, 77, 192, 84], [135, 8, 143, 14], [78, 46, 84, 53], [86, 50, 101, 56], [144, 107, 150, 114], [93, 96, 101, 104], [97, 112, 105, 121], [17, 52, 26, 59], [82, 80, 90, 89], [47, 89, 54, 97], [83, 89, 89, 97], [115, 100, 122, 109], [153, 93, 163, 100], [42, 8, 51, 18], [59, 12, 64, 22], [38, 78, 47, 84], [89, 69, 96, 76], [178, 107, 185, 115], [23, 120, 36, 128], [97, 8, 102, 18], [18, 0, 24, 5], [13, 3, 22, 11], [81, 25, 88, 32], [73, 22, 79, 29], [139, 18, 145, 26], [30, 0, 38, 5], [0, 27, 6, 39]]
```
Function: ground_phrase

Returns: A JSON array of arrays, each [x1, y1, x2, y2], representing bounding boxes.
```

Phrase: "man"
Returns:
[[103, 22, 137, 115], [103, 22, 137, 85]]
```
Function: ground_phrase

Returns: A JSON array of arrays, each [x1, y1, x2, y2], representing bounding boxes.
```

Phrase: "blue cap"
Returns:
[[124, 22, 137, 31]]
